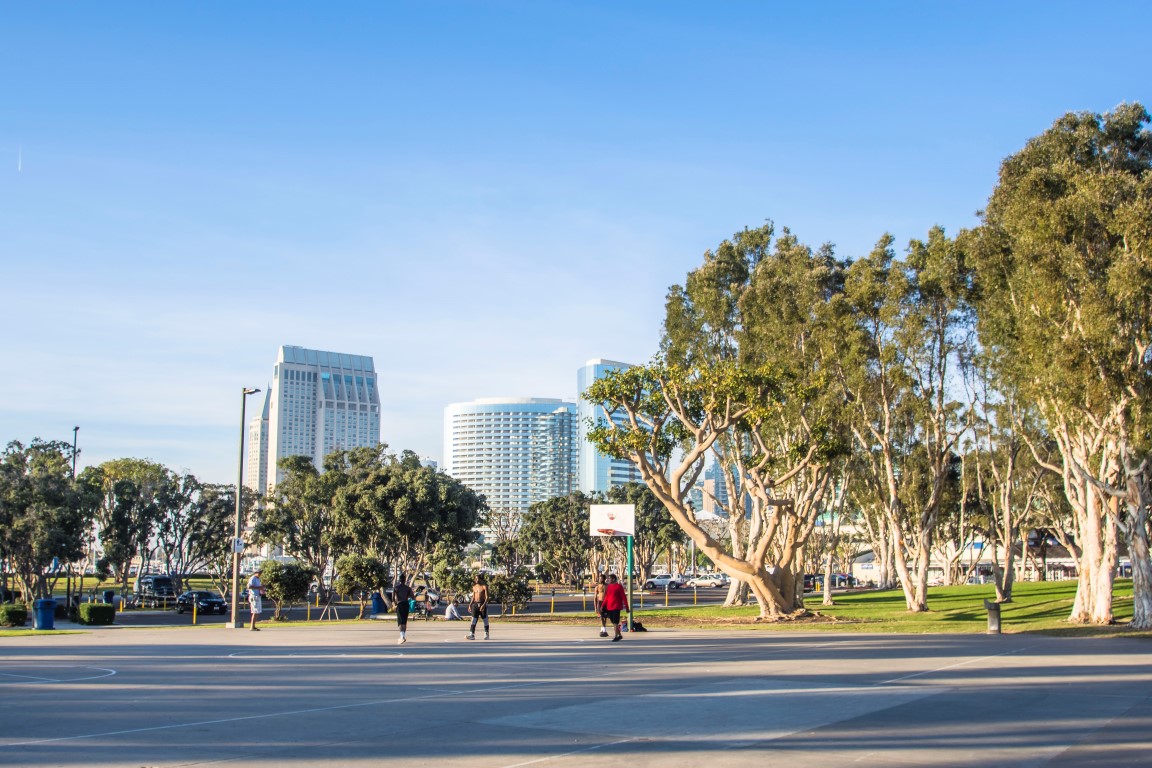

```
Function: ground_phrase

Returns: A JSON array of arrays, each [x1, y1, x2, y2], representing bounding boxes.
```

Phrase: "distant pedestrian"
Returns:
[[466, 574, 490, 640], [246, 569, 265, 631], [393, 573, 414, 645], [602, 574, 629, 642], [594, 575, 608, 637], [444, 598, 463, 621]]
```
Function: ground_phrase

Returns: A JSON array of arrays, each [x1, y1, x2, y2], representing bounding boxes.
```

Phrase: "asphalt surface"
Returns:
[[2, 620, 1151, 767]]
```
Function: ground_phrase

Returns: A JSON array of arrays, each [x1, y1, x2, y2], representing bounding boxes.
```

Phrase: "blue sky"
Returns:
[[3, 2, 1148, 483]]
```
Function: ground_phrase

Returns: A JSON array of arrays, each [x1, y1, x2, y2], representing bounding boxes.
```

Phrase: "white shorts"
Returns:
[[249, 595, 263, 615]]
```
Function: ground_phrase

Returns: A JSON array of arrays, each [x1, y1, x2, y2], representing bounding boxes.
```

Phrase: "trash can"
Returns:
[[34, 599, 57, 630], [103, 590, 115, 605], [983, 599, 1001, 634], [371, 592, 386, 617]]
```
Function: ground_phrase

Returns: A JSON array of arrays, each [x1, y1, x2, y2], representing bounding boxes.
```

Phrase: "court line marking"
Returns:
[[875, 645, 1035, 686], [4, 635, 1040, 750], [4, 677, 554, 747], [0, 667, 117, 684]]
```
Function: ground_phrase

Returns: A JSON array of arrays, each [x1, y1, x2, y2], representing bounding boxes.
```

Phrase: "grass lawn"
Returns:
[[513, 579, 1151, 639]]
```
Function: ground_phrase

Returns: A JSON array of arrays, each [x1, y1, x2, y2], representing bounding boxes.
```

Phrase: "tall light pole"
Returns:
[[228, 387, 260, 628], [68, 426, 79, 608]]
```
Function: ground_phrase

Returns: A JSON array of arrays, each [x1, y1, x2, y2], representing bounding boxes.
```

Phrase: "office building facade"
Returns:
[[576, 358, 641, 494], [249, 345, 381, 490], [443, 397, 578, 515]]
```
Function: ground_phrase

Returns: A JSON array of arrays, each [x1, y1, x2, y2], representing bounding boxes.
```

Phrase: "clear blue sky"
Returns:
[[3, 2, 1148, 483]]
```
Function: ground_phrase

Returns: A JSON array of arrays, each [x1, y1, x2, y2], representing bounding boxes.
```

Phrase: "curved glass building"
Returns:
[[443, 397, 578, 514]]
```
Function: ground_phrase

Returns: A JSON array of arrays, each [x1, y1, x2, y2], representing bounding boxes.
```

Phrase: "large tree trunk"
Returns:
[[1124, 473, 1152, 629], [1069, 488, 1117, 624]]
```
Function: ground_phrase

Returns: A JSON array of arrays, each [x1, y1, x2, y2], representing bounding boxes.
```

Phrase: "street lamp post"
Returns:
[[228, 387, 260, 629], [68, 426, 79, 608]]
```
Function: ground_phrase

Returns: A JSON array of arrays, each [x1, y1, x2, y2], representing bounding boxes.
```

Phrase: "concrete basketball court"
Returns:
[[1, 621, 1150, 767]]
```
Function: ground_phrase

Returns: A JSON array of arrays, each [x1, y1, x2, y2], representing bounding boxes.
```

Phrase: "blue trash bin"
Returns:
[[370, 592, 386, 617], [34, 599, 57, 630], [103, 590, 115, 605]]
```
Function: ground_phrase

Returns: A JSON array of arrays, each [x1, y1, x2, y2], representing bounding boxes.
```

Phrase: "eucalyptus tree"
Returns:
[[588, 225, 849, 618], [92, 458, 170, 590], [833, 228, 974, 612], [971, 104, 1152, 626], [0, 440, 100, 600], [153, 475, 236, 592]]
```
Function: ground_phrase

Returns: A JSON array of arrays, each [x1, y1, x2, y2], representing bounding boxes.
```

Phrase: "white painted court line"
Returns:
[[3, 676, 555, 747], [0, 667, 117, 684], [875, 645, 1035, 686]]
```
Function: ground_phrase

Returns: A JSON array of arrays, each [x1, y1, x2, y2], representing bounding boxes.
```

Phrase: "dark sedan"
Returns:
[[175, 591, 228, 615]]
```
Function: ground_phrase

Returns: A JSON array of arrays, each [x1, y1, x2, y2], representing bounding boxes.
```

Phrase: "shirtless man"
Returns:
[[466, 574, 490, 640], [594, 575, 608, 637]]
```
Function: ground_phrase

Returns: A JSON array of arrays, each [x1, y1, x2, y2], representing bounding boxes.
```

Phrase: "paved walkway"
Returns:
[[1, 622, 1150, 766]]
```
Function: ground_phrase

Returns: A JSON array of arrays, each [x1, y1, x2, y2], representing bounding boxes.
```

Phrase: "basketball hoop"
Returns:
[[597, 528, 617, 536]]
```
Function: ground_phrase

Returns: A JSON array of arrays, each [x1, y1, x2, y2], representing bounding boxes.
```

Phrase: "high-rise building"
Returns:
[[443, 397, 578, 515], [245, 391, 270, 493], [249, 345, 382, 490], [576, 358, 641, 494]]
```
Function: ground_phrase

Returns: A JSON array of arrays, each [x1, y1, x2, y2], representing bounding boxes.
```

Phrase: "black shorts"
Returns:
[[471, 604, 488, 619], [604, 608, 621, 626], [395, 604, 410, 625]]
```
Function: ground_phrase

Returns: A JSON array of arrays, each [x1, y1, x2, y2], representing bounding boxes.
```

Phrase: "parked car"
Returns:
[[687, 574, 725, 588], [643, 574, 684, 590], [175, 591, 228, 615], [134, 574, 178, 608]]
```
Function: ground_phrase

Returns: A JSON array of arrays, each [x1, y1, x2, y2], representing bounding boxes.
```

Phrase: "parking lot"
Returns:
[[2, 621, 1151, 767]]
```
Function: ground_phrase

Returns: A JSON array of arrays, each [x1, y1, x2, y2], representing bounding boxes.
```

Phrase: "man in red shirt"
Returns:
[[602, 574, 629, 642]]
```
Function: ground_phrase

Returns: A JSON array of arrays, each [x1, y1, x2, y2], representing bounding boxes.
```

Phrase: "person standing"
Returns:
[[594, 575, 608, 637], [393, 573, 414, 645], [602, 573, 629, 642], [466, 573, 490, 640], [246, 568, 265, 631]]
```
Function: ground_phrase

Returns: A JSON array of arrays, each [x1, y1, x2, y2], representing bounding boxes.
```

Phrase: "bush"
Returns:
[[332, 554, 387, 619], [0, 604, 28, 627], [78, 603, 115, 625], [260, 560, 315, 620], [490, 568, 533, 616]]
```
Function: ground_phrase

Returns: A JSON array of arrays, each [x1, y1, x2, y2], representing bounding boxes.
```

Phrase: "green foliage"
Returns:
[[431, 564, 475, 604], [153, 475, 237, 593], [77, 603, 115, 625], [259, 559, 314, 620], [489, 568, 533, 615], [90, 458, 171, 589], [521, 492, 595, 586], [258, 446, 484, 588], [332, 553, 387, 618], [0, 603, 28, 627], [0, 440, 101, 600], [605, 482, 685, 578], [255, 455, 335, 583]]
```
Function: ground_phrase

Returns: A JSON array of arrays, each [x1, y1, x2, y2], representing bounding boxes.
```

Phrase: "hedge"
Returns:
[[0, 604, 29, 627], [78, 603, 115, 625]]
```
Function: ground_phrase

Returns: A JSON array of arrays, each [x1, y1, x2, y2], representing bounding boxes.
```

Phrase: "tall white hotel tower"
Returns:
[[443, 398, 578, 514], [576, 358, 641, 494], [247, 345, 381, 492]]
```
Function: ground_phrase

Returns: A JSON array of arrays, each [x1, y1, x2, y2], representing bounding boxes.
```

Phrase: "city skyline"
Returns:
[[3, 3, 1148, 484]]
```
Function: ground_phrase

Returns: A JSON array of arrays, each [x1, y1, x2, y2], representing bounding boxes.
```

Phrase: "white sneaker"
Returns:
[[398, 636, 406, 645], [484, 631, 489, 640], [466, 633, 474, 640]]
